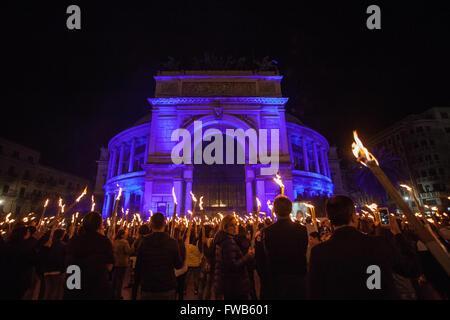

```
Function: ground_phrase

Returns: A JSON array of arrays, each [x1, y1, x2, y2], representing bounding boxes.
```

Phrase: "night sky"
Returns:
[[3, 1, 450, 182]]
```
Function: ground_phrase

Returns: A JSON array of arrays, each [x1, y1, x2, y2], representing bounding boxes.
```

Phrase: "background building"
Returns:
[[96, 70, 336, 219], [0, 138, 90, 216], [369, 107, 450, 211]]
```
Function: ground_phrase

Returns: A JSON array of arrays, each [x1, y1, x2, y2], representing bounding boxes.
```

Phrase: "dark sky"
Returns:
[[3, 1, 450, 182]]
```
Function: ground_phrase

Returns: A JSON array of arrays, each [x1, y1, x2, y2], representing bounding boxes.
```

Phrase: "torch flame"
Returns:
[[352, 130, 379, 166], [273, 174, 284, 189], [61, 204, 65, 213], [256, 197, 261, 208], [199, 196, 204, 211], [400, 184, 412, 192], [117, 187, 123, 200], [190, 191, 197, 202], [172, 187, 177, 205], [44, 199, 49, 207], [58, 198, 63, 207], [366, 203, 378, 212], [76, 186, 88, 202], [303, 203, 315, 209]]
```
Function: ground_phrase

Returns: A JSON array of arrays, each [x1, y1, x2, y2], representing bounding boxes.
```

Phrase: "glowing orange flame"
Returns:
[[366, 203, 378, 212], [400, 184, 412, 192], [352, 131, 379, 166], [76, 186, 88, 202], [273, 174, 285, 190], [190, 191, 197, 202], [44, 199, 49, 207], [199, 196, 204, 210], [172, 187, 177, 205]]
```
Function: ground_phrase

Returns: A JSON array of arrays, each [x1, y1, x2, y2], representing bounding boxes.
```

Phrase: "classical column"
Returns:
[[321, 148, 328, 177], [139, 192, 145, 214], [174, 179, 182, 215], [325, 153, 331, 178], [123, 191, 131, 211], [185, 180, 193, 213], [245, 167, 255, 213], [109, 149, 117, 179], [284, 177, 294, 202], [117, 143, 125, 176], [107, 150, 114, 179], [143, 179, 153, 214], [313, 142, 320, 174], [144, 135, 150, 165], [128, 138, 136, 173], [302, 137, 309, 171], [102, 193, 112, 218], [255, 178, 266, 213]]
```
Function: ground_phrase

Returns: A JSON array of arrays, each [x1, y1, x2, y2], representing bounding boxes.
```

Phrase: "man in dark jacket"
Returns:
[[255, 195, 309, 300], [65, 212, 114, 300], [135, 212, 182, 300], [0, 223, 40, 300], [39, 228, 67, 300], [308, 195, 409, 299]]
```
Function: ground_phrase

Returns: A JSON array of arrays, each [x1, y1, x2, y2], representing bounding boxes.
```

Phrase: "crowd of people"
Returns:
[[0, 195, 449, 300]]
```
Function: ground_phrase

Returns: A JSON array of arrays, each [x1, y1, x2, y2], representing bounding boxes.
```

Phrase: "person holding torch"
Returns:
[[255, 195, 308, 300]]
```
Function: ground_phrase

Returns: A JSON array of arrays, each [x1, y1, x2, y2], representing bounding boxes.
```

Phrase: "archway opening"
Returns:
[[192, 133, 246, 214]]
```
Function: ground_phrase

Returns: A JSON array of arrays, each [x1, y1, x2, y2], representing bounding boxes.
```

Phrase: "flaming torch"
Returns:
[[366, 203, 380, 225], [199, 196, 205, 223], [108, 187, 122, 239], [273, 174, 285, 195], [303, 203, 318, 232], [256, 197, 262, 216], [400, 184, 423, 212], [267, 200, 274, 220], [91, 195, 95, 211], [352, 130, 450, 275], [65, 186, 88, 215], [186, 191, 198, 229], [170, 187, 177, 237], [37, 198, 49, 231]]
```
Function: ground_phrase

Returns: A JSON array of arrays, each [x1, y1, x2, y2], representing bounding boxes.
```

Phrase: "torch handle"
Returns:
[[368, 163, 450, 276], [170, 203, 177, 238], [37, 206, 47, 232]]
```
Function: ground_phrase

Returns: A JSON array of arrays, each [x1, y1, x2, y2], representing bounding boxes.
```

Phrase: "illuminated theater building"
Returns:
[[96, 71, 334, 219]]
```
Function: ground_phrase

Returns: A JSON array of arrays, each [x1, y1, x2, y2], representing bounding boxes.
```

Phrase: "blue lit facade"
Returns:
[[99, 71, 334, 219]]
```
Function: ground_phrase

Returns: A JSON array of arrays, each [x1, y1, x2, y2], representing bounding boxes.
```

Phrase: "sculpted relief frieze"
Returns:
[[181, 82, 257, 97]]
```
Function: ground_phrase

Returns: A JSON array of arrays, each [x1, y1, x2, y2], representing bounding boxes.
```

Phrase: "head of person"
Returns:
[[273, 195, 292, 219], [238, 225, 247, 238], [309, 231, 321, 247], [204, 225, 213, 238], [83, 211, 103, 234], [150, 213, 166, 232], [138, 224, 150, 236], [221, 214, 238, 235], [116, 229, 126, 240], [53, 228, 65, 242], [325, 195, 357, 228], [9, 222, 30, 242]]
